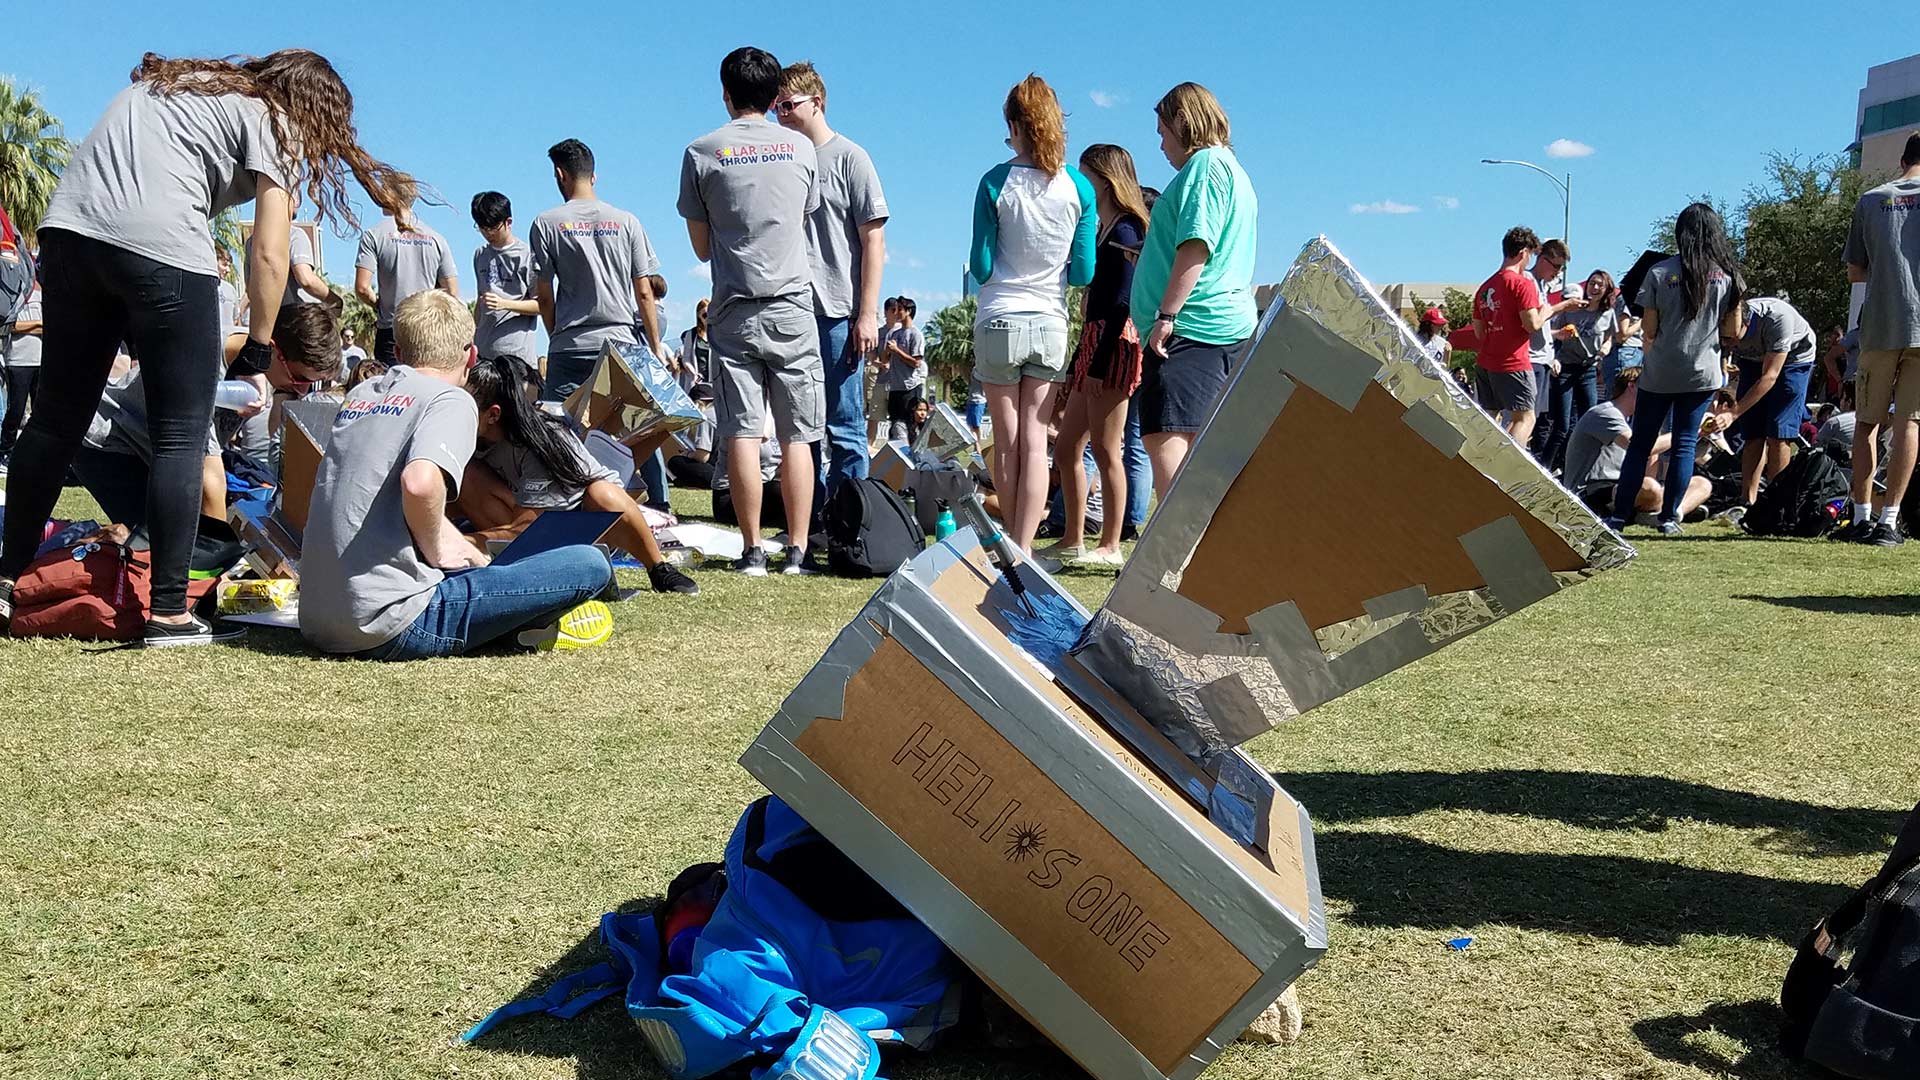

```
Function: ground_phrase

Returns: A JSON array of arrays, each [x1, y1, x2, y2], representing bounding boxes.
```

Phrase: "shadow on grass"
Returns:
[[1276, 770, 1905, 857], [1315, 830, 1843, 945], [1734, 593, 1920, 616], [463, 896, 663, 1080], [1632, 999, 1800, 1079]]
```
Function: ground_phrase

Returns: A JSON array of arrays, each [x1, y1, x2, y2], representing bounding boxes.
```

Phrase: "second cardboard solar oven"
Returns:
[[743, 238, 1633, 1080]]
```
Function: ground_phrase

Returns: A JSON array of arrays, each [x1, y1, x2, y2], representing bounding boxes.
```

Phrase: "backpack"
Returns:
[[1780, 802, 1920, 1078], [825, 477, 923, 577], [10, 536, 220, 640], [0, 207, 34, 330], [462, 796, 960, 1079], [1742, 447, 1851, 538]]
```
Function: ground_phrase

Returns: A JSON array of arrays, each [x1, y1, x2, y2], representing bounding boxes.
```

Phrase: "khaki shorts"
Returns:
[[1857, 347, 1920, 422], [711, 296, 824, 444]]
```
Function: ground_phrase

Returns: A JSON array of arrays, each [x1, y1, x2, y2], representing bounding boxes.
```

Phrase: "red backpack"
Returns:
[[10, 537, 219, 640]]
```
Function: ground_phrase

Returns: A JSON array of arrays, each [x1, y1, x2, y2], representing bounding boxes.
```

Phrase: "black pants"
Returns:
[[1, 363, 36, 458], [374, 326, 399, 366], [667, 454, 715, 490], [0, 229, 221, 616]]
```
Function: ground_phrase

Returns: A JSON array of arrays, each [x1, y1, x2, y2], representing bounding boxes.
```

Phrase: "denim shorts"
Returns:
[[973, 314, 1070, 386], [1139, 335, 1246, 435]]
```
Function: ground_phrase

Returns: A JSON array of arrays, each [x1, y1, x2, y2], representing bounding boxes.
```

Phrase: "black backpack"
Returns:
[[1780, 802, 1920, 1077], [825, 478, 923, 577], [1742, 447, 1850, 538]]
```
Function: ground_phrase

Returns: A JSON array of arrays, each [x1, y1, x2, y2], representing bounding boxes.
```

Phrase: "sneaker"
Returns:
[[143, 612, 246, 648], [1035, 540, 1085, 560], [1865, 522, 1906, 548], [0, 577, 13, 633], [1119, 522, 1140, 543], [1657, 520, 1684, 537], [733, 547, 769, 577], [1602, 517, 1628, 533], [648, 563, 701, 595], [1833, 520, 1876, 543], [781, 546, 818, 575], [517, 599, 614, 651]]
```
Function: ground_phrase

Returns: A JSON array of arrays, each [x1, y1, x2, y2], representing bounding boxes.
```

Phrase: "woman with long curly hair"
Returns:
[[0, 49, 416, 645], [968, 74, 1097, 554]]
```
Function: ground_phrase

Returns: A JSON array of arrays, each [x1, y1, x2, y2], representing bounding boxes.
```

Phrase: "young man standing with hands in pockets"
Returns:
[[774, 60, 888, 504], [679, 47, 823, 576]]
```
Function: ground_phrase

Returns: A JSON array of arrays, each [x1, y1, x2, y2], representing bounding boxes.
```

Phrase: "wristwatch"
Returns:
[[1155, 310, 1179, 324]]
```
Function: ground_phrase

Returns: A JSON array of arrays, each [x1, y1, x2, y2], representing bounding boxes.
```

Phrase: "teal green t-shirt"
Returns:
[[1129, 146, 1259, 345]]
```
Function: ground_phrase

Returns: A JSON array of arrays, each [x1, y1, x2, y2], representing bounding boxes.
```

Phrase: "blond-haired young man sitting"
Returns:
[[300, 290, 614, 658]]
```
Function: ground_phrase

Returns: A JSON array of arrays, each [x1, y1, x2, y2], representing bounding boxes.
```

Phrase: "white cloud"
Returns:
[[1090, 90, 1123, 109], [1545, 138, 1594, 159], [686, 262, 712, 282], [1349, 200, 1421, 215], [1433, 195, 1461, 210]]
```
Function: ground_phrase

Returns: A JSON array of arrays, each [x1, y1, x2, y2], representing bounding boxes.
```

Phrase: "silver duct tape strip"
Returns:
[[739, 733, 1167, 1080], [1400, 398, 1466, 459], [1261, 302, 1381, 412], [1459, 515, 1560, 613], [1362, 584, 1431, 622], [1326, 617, 1437, 691]]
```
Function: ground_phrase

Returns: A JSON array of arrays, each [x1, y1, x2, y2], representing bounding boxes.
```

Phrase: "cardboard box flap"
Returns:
[[277, 399, 338, 539], [1074, 237, 1636, 752], [562, 342, 701, 440], [910, 401, 978, 467]]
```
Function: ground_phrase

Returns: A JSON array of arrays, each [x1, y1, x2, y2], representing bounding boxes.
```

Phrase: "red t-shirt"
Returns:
[[1472, 268, 1541, 373]]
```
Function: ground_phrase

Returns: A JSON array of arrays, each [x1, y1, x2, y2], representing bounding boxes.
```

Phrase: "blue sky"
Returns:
[[14, 1, 1905, 342]]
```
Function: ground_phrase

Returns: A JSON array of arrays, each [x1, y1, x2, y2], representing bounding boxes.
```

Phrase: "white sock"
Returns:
[[1854, 502, 1873, 526], [1880, 506, 1900, 529]]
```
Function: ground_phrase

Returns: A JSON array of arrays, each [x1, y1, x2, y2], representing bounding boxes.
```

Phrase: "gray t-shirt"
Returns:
[[356, 217, 457, 329], [1613, 297, 1643, 349], [41, 83, 293, 277], [1636, 255, 1734, 395], [1559, 303, 1617, 365], [1731, 296, 1816, 369], [1818, 410, 1857, 455], [476, 428, 618, 510], [529, 198, 659, 355], [300, 366, 478, 653], [1528, 271, 1558, 366], [805, 134, 888, 319], [1843, 177, 1920, 352], [1565, 399, 1631, 490], [677, 117, 821, 319], [83, 368, 222, 459], [881, 324, 925, 390], [472, 238, 539, 360], [247, 225, 321, 308], [6, 289, 40, 368]]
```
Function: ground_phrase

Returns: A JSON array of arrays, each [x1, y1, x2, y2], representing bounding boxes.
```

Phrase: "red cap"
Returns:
[[1420, 307, 1447, 326]]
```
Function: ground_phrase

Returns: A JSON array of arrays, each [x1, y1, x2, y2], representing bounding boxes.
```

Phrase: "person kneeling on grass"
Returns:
[[1564, 367, 1711, 523], [457, 355, 699, 596], [299, 290, 616, 659]]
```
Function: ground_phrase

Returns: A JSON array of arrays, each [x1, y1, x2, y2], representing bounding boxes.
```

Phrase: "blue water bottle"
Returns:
[[935, 500, 957, 540]]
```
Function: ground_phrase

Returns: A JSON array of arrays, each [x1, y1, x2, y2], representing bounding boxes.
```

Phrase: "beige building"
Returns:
[[1378, 282, 1476, 323], [1857, 54, 1920, 178]]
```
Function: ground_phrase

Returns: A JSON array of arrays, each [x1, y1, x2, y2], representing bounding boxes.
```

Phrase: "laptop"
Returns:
[[489, 510, 621, 567]]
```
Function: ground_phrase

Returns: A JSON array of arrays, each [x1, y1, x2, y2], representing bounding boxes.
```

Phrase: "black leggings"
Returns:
[[1, 363, 36, 457], [0, 229, 221, 616]]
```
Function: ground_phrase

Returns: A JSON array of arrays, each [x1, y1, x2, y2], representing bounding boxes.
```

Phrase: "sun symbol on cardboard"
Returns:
[[1003, 822, 1046, 862]]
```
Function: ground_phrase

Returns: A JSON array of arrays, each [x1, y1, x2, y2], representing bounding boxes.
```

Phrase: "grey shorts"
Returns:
[[711, 296, 824, 444], [974, 313, 1070, 385], [1475, 367, 1537, 414]]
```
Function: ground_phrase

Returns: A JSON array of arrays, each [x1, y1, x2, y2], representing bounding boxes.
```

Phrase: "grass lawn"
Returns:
[[3, 487, 1916, 1080]]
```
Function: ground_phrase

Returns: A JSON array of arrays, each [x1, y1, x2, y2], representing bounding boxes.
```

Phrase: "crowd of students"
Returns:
[[1464, 131, 1920, 546], [0, 45, 1264, 660]]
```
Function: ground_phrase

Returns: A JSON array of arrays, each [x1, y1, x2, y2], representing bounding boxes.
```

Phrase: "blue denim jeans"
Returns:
[[1124, 394, 1150, 526], [637, 449, 670, 509], [813, 315, 867, 504], [356, 545, 614, 661], [1613, 387, 1714, 525], [1540, 363, 1600, 472], [542, 348, 603, 402]]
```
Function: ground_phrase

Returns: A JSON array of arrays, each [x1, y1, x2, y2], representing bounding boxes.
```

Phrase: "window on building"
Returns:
[[1863, 94, 1920, 138]]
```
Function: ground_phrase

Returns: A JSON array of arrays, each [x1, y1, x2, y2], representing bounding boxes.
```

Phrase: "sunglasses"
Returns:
[[774, 97, 814, 115]]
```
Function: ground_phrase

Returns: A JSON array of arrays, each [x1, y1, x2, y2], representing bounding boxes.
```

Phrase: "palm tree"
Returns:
[[211, 209, 244, 270], [0, 78, 72, 237], [925, 296, 977, 403]]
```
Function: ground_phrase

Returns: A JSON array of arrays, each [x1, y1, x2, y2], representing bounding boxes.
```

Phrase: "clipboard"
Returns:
[[489, 510, 620, 567]]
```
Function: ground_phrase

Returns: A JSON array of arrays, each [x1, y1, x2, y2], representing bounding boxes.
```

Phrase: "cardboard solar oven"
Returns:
[[870, 440, 914, 492], [229, 399, 338, 579], [562, 342, 702, 443], [1070, 236, 1635, 754], [910, 401, 979, 469], [742, 532, 1322, 1080]]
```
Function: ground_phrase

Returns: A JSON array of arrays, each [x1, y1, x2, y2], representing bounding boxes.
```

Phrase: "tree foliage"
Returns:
[[332, 280, 376, 344], [1441, 287, 1475, 330], [925, 296, 976, 404], [1641, 152, 1864, 334], [0, 77, 71, 237]]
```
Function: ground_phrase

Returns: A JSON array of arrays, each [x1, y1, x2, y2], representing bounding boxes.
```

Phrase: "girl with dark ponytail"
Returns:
[[1608, 202, 1746, 536], [461, 356, 700, 595]]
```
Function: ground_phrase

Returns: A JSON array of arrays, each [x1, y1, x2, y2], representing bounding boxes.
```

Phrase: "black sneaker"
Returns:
[[1865, 522, 1906, 548], [648, 562, 701, 595], [1832, 520, 1875, 543], [143, 613, 246, 648], [733, 547, 769, 577], [1120, 522, 1139, 543], [781, 546, 818, 576]]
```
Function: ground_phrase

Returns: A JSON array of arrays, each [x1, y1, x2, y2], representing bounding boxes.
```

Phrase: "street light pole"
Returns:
[[1481, 158, 1572, 262]]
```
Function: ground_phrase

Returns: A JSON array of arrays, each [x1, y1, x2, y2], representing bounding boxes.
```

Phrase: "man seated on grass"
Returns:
[[1566, 367, 1711, 523], [300, 290, 616, 660]]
